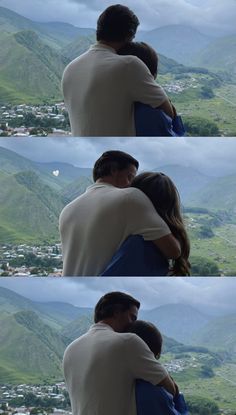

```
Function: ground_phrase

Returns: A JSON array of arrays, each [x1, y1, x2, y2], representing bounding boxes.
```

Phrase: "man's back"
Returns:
[[63, 323, 168, 415], [59, 183, 170, 276], [62, 43, 167, 136]]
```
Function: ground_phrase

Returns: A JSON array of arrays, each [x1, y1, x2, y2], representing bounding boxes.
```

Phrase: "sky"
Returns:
[[0, 0, 236, 35], [1, 136, 236, 177], [0, 277, 235, 315]]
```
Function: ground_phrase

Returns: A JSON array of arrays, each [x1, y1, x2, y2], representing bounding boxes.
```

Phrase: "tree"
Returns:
[[186, 396, 220, 415], [184, 116, 220, 136], [191, 256, 220, 276], [200, 85, 214, 99], [198, 225, 214, 239]]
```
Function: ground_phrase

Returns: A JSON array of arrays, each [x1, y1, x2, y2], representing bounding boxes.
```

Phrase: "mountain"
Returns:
[[186, 173, 236, 213], [0, 30, 68, 104], [0, 310, 68, 383], [140, 304, 212, 344], [62, 176, 93, 203], [137, 25, 213, 65], [61, 34, 193, 76], [0, 6, 93, 49], [0, 146, 94, 243], [0, 146, 92, 189], [191, 314, 236, 355], [193, 35, 236, 75], [0, 170, 65, 243], [0, 286, 92, 329], [60, 309, 207, 356], [154, 165, 214, 202], [61, 34, 96, 61], [35, 161, 92, 185]]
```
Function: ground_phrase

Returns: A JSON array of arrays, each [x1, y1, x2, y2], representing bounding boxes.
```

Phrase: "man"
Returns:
[[62, 4, 174, 136], [59, 150, 180, 276], [63, 291, 177, 415]]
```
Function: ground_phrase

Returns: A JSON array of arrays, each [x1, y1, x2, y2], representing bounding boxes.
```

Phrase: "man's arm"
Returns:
[[153, 234, 181, 260], [157, 100, 174, 118], [126, 334, 177, 396], [158, 375, 177, 396], [127, 57, 174, 118]]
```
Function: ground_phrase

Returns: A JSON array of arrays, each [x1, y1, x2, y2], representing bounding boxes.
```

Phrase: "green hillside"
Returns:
[[0, 30, 68, 104], [137, 25, 213, 65], [194, 35, 236, 75], [0, 311, 68, 383], [0, 287, 90, 330], [62, 176, 93, 203], [191, 314, 236, 355], [61, 34, 95, 60], [186, 174, 236, 214], [0, 170, 64, 243], [0, 6, 94, 49], [141, 304, 211, 344]]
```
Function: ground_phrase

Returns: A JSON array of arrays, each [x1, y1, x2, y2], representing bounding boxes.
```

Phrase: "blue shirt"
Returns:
[[136, 380, 188, 415], [135, 102, 186, 137], [101, 235, 169, 276]]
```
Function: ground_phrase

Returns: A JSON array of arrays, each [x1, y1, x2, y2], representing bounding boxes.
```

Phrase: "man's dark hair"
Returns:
[[93, 150, 139, 182], [96, 4, 139, 42], [118, 41, 158, 77], [126, 320, 163, 357], [94, 291, 140, 323]]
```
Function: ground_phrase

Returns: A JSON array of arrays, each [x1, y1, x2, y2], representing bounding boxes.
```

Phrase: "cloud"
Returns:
[[1, 0, 236, 34], [0, 277, 235, 315], [1, 136, 236, 177]]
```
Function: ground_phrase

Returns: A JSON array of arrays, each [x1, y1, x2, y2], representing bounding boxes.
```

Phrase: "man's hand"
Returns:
[[157, 375, 177, 396], [157, 99, 174, 118], [153, 234, 181, 260]]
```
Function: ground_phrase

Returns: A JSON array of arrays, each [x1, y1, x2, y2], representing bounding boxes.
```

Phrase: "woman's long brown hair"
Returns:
[[131, 172, 191, 276]]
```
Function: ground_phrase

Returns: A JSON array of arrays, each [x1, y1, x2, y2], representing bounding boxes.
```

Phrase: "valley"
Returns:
[[0, 6, 236, 136]]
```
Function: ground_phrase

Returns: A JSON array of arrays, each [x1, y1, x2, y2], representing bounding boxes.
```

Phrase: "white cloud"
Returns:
[[1, 0, 235, 33], [0, 277, 235, 315]]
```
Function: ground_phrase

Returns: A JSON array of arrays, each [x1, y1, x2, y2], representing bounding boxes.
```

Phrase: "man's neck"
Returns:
[[96, 178, 116, 186], [97, 40, 124, 52]]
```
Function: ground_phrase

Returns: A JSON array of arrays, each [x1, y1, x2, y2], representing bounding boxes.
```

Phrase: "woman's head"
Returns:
[[131, 172, 180, 220], [118, 41, 158, 78], [126, 320, 162, 358], [131, 172, 191, 275]]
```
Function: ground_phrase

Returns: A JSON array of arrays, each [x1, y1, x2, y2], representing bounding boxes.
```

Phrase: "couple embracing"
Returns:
[[59, 150, 190, 276], [63, 291, 188, 415], [62, 4, 185, 137]]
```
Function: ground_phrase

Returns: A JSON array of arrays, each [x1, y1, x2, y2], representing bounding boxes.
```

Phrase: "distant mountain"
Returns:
[[0, 6, 93, 49], [191, 314, 236, 355], [60, 308, 206, 356], [186, 173, 236, 213], [61, 34, 191, 76], [61, 34, 96, 61], [0, 286, 233, 384], [140, 304, 212, 344], [154, 165, 214, 202], [137, 25, 213, 65], [0, 30, 68, 104], [35, 161, 92, 186], [0, 310, 68, 383], [193, 35, 236, 75], [0, 286, 92, 329], [0, 146, 92, 189], [62, 176, 93, 203]]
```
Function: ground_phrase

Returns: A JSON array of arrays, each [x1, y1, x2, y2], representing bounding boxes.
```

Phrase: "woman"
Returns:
[[126, 320, 189, 415], [101, 172, 190, 276], [118, 41, 185, 137]]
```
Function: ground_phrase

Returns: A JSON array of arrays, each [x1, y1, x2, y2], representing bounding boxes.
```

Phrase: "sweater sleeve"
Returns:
[[126, 56, 168, 108]]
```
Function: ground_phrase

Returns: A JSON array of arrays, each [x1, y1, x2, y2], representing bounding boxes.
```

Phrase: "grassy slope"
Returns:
[[0, 171, 64, 243]]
